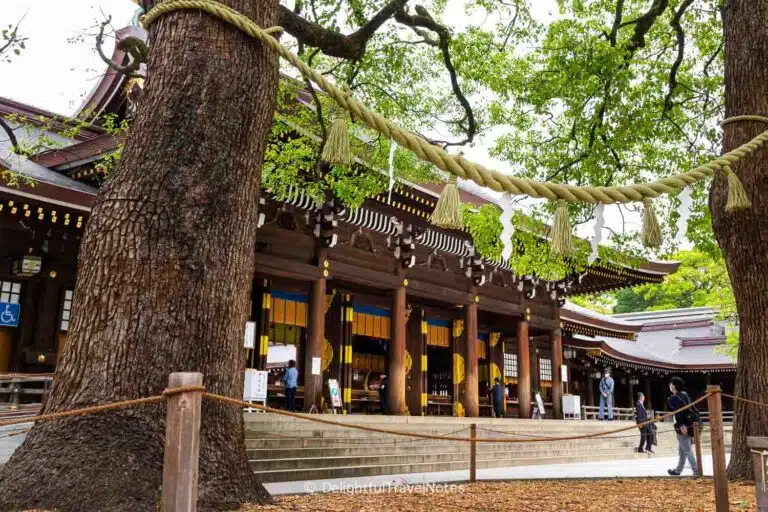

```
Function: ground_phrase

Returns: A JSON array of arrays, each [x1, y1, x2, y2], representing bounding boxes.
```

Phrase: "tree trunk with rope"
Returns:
[[712, 0, 768, 481], [0, 1, 278, 510]]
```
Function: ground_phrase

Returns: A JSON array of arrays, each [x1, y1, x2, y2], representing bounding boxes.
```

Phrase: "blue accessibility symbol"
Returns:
[[0, 303, 20, 327]]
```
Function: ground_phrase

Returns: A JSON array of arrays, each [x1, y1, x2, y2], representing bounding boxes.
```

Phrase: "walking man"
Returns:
[[282, 359, 298, 412], [598, 368, 614, 420], [667, 376, 699, 476], [635, 392, 654, 453]]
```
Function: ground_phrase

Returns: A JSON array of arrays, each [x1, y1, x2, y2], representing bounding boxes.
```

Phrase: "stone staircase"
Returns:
[[245, 414, 732, 483]]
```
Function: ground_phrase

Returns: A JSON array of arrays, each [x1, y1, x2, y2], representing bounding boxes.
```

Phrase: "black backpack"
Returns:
[[677, 392, 701, 427]]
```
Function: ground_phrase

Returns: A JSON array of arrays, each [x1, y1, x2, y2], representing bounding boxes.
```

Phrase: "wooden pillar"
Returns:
[[586, 372, 595, 407], [452, 316, 466, 415], [707, 385, 729, 512], [551, 328, 563, 419], [517, 319, 531, 419], [325, 291, 342, 390], [407, 307, 426, 415], [387, 284, 407, 414], [34, 279, 60, 354], [162, 372, 203, 512], [341, 294, 354, 413], [645, 378, 652, 410], [256, 279, 271, 370], [303, 278, 325, 412], [463, 295, 479, 417]]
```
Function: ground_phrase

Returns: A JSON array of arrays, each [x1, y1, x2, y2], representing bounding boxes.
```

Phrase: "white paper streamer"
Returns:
[[675, 187, 692, 243], [387, 141, 397, 203], [500, 193, 516, 262], [588, 203, 605, 264]]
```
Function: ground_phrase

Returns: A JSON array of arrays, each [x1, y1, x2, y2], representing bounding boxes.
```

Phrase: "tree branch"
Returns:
[[278, 0, 408, 60], [0, 116, 19, 151], [96, 16, 144, 79], [394, 6, 477, 147], [663, 0, 695, 114]]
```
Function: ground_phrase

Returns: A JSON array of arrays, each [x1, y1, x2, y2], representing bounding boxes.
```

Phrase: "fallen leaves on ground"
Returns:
[[241, 479, 756, 512]]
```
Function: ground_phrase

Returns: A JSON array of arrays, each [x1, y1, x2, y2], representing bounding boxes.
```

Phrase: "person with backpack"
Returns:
[[667, 376, 699, 476]]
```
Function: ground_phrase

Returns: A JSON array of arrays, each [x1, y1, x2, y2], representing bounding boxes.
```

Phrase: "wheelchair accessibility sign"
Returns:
[[0, 303, 20, 327]]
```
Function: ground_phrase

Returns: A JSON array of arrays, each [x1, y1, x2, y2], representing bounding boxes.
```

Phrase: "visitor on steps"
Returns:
[[492, 377, 504, 418], [598, 368, 614, 420], [378, 374, 388, 414], [635, 391, 654, 453], [667, 376, 700, 476], [282, 359, 298, 412]]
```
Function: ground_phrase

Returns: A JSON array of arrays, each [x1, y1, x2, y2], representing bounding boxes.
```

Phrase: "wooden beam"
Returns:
[[254, 253, 322, 281]]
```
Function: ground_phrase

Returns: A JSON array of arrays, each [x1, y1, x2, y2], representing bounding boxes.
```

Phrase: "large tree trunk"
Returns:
[[0, 1, 279, 510], [712, 0, 768, 481]]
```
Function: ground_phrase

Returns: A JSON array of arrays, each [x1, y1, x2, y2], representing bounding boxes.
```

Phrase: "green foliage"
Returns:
[[612, 250, 734, 313], [1, 20, 26, 63], [462, 204, 504, 261]]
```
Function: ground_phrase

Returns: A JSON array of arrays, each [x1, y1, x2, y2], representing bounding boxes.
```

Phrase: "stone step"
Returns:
[[252, 450, 678, 483]]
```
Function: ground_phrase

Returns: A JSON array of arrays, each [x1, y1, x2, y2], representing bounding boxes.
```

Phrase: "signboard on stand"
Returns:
[[244, 321, 256, 349], [327, 379, 342, 410], [532, 391, 546, 420], [243, 369, 268, 412]]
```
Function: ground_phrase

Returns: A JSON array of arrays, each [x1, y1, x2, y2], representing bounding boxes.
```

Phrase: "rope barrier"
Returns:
[[203, 391, 711, 444], [722, 393, 768, 409], [256, 426, 471, 446], [139, 0, 768, 206], [475, 425, 679, 441]]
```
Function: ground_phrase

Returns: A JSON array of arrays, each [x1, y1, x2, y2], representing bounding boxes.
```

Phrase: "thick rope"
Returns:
[[203, 391, 710, 443], [722, 392, 768, 409], [141, 0, 768, 205], [0, 385, 202, 428]]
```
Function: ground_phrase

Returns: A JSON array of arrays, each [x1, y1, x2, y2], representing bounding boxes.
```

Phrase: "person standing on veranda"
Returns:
[[598, 368, 614, 420], [491, 377, 504, 418], [282, 359, 298, 412]]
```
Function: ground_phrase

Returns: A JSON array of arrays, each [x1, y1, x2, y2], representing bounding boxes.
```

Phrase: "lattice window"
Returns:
[[539, 357, 552, 381], [60, 290, 73, 331], [0, 281, 21, 304], [504, 352, 518, 378]]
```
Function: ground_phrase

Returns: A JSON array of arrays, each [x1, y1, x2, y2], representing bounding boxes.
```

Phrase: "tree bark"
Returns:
[[0, 1, 279, 510], [713, 0, 768, 481]]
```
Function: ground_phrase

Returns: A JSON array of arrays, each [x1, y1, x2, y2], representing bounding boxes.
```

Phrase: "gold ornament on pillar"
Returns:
[[452, 319, 464, 339], [324, 289, 337, 314], [322, 338, 333, 371], [405, 350, 412, 375], [453, 353, 465, 384], [405, 305, 413, 322], [489, 332, 501, 348], [490, 362, 501, 382], [453, 401, 465, 417]]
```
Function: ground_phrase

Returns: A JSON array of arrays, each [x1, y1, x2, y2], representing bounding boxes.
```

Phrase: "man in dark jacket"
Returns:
[[491, 377, 504, 418], [667, 376, 699, 475], [635, 392, 654, 453], [378, 375, 388, 414]]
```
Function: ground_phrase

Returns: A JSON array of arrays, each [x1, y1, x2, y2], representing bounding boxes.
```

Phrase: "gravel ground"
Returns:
[[242, 479, 757, 511]]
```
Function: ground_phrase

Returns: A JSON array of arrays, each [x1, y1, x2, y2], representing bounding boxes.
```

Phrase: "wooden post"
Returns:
[[256, 280, 271, 370], [406, 307, 426, 415], [748, 437, 768, 512], [469, 423, 477, 483], [517, 320, 531, 419], [303, 278, 326, 412], [463, 295, 479, 417], [341, 294, 354, 414], [551, 328, 563, 419], [645, 378, 652, 410], [707, 385, 729, 512], [693, 422, 704, 478], [162, 372, 203, 512], [387, 284, 407, 414]]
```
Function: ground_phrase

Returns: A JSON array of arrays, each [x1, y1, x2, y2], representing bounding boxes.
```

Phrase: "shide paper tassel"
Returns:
[[430, 174, 464, 230], [551, 199, 573, 256], [641, 198, 662, 248], [589, 203, 605, 264], [500, 193, 516, 263], [724, 165, 752, 212], [321, 114, 352, 165], [675, 187, 692, 243]]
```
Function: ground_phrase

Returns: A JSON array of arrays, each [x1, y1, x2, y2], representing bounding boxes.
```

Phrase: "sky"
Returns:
[[0, 0, 647, 241]]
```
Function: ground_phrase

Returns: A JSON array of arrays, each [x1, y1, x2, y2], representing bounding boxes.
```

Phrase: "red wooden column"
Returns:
[[407, 307, 426, 415], [517, 318, 531, 418], [387, 283, 407, 414], [303, 277, 325, 412], [341, 294, 354, 413], [257, 279, 271, 370], [463, 295, 479, 417], [551, 328, 563, 419]]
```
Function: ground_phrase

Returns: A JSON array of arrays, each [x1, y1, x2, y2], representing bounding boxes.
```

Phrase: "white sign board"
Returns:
[[312, 356, 322, 376], [328, 379, 342, 408], [243, 369, 268, 402], [244, 321, 256, 349], [561, 364, 568, 383], [535, 392, 546, 416], [562, 394, 581, 420]]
